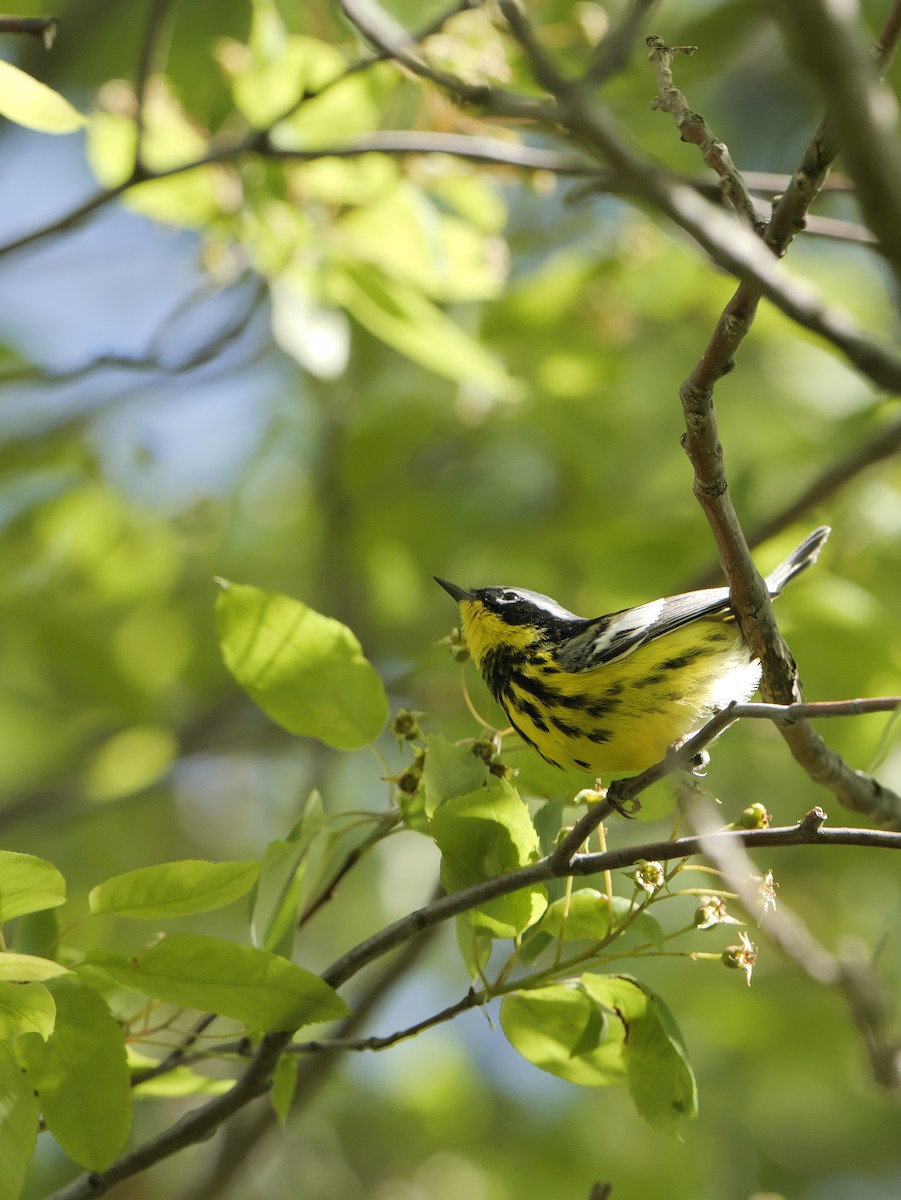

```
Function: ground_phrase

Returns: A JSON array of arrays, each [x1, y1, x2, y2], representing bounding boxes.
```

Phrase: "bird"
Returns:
[[436, 526, 830, 776]]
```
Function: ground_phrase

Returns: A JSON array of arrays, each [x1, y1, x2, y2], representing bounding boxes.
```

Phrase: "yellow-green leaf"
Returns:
[[16, 978, 131, 1171], [0, 1043, 39, 1200], [0, 60, 87, 133], [0, 981, 55, 1040], [86, 934, 351, 1031], [89, 860, 260, 919], [215, 581, 389, 750], [0, 851, 66, 925]]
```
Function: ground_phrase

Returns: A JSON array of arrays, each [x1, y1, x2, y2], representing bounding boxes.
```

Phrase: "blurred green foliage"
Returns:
[[1, 0, 901, 1197]]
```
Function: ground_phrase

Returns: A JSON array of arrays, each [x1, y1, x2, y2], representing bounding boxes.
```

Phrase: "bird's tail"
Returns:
[[766, 526, 831, 595]]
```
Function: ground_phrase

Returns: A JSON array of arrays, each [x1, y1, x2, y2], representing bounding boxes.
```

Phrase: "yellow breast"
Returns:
[[460, 604, 760, 775]]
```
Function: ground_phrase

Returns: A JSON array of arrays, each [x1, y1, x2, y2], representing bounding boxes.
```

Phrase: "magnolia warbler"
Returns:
[[436, 526, 830, 775]]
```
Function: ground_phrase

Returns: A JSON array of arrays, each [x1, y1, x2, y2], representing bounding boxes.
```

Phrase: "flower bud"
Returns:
[[737, 803, 771, 830], [634, 859, 665, 894], [694, 895, 741, 929], [390, 709, 424, 742], [722, 932, 757, 985]]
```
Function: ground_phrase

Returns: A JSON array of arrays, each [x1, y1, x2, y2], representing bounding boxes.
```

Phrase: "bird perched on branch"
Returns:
[[436, 527, 830, 775]]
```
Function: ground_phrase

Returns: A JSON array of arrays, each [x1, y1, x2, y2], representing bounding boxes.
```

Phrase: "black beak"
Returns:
[[434, 577, 475, 603]]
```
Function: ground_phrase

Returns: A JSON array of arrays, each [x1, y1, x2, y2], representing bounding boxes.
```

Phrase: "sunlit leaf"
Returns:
[[250, 792, 326, 956], [215, 581, 389, 750], [89, 860, 260, 919], [422, 733, 489, 816], [0, 981, 55, 1040], [270, 1052, 298, 1125], [430, 776, 546, 937], [86, 79, 223, 228], [0, 1043, 39, 1200], [580, 974, 698, 1134], [83, 725, 177, 803], [542, 890, 665, 949], [500, 983, 626, 1087], [127, 1048, 234, 1099], [0, 852, 66, 925], [326, 259, 517, 396], [17, 978, 131, 1170], [85, 934, 350, 1031], [272, 65, 394, 149], [0, 60, 87, 133], [339, 183, 506, 303], [0, 953, 70, 982], [455, 916, 492, 981]]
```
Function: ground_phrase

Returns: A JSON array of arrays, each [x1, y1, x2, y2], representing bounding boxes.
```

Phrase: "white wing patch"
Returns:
[[557, 587, 734, 672]]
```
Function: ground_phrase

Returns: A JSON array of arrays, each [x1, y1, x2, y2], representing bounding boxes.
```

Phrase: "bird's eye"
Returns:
[[498, 590, 520, 604]]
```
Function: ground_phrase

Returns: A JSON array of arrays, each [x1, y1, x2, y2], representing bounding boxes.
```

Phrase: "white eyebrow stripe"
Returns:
[[506, 588, 580, 620]]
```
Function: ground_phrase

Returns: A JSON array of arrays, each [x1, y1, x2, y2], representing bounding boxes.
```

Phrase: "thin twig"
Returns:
[[177, 903, 443, 1200], [262, 130, 597, 173], [0, 14, 58, 46], [498, 0, 901, 393], [646, 35, 764, 231], [772, 0, 901, 294], [298, 819, 397, 927], [685, 412, 901, 588], [691, 800, 901, 1087], [42, 808, 901, 1200], [130, 1013, 218, 1087], [290, 987, 485, 1054], [732, 698, 901, 722], [643, 3, 901, 824]]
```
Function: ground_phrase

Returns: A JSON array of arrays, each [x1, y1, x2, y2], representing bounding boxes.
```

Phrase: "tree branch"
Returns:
[[771, 0, 901, 295], [680, 410, 901, 589], [496, 1, 901, 393], [176, 913, 443, 1200], [691, 800, 901, 1087], [646, 35, 764, 231], [0, 15, 58, 46], [43, 802, 901, 1200]]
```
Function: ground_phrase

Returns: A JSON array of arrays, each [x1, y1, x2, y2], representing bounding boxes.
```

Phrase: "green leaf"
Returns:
[[542, 890, 665, 949], [272, 64, 393, 149], [0, 851, 66, 924], [216, 1, 349, 129], [429, 776, 546, 938], [17, 978, 131, 1171], [0, 953, 70, 981], [580, 975, 698, 1134], [0, 981, 55, 1040], [422, 733, 489, 816], [0, 1043, 39, 1200], [215, 581, 389, 750], [0, 60, 87, 133], [326, 259, 517, 396], [455, 916, 492, 980], [85, 934, 351, 1031], [89, 859, 260, 920], [270, 1051, 298, 1125], [500, 984, 626, 1088], [87, 81, 221, 228], [83, 725, 177, 803], [339, 183, 505, 303], [250, 793, 326, 956], [127, 1049, 234, 1099]]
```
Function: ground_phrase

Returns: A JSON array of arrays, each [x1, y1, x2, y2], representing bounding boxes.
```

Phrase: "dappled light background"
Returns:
[[3, 1, 901, 1198]]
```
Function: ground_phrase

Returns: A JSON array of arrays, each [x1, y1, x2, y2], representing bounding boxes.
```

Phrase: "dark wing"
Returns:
[[555, 586, 733, 672]]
